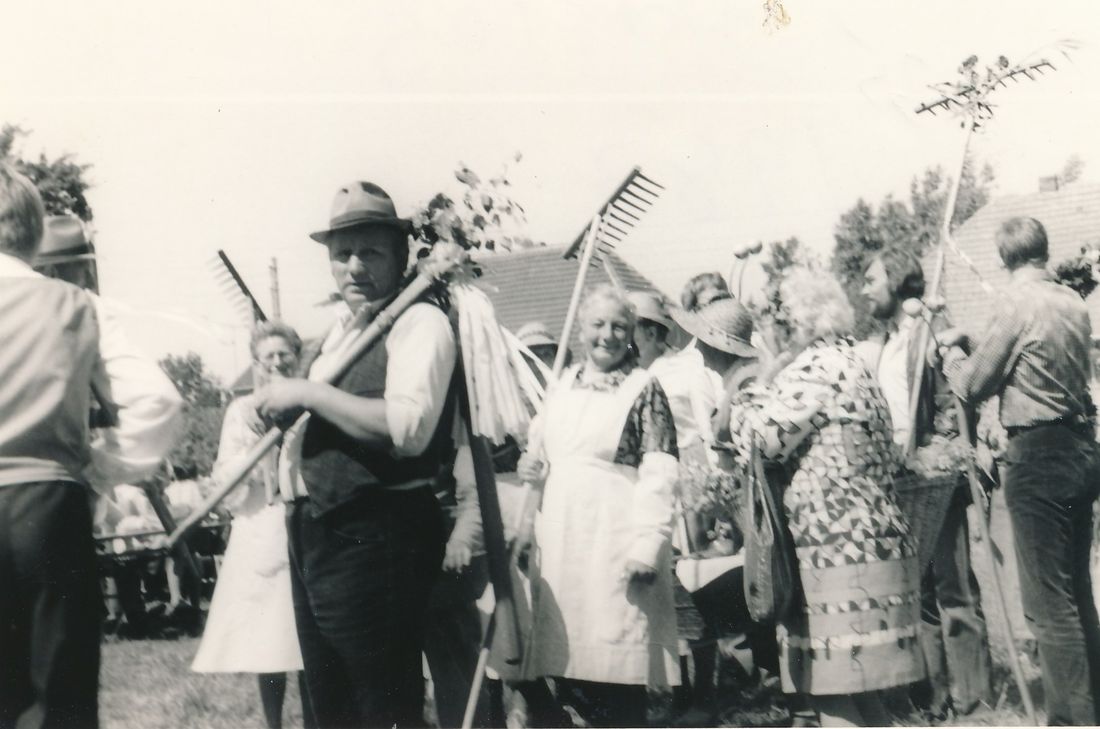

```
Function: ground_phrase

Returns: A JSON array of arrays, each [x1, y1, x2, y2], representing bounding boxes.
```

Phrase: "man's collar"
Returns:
[[333, 300, 354, 327], [1010, 265, 1052, 285], [0, 251, 42, 278]]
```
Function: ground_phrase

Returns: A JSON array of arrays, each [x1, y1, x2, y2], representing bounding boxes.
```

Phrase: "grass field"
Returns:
[[101, 638, 307, 729], [99, 635, 1038, 728], [98, 493, 1052, 728]]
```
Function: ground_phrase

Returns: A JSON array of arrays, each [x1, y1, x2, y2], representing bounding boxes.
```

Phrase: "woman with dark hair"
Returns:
[[192, 322, 311, 729], [518, 284, 681, 727], [680, 271, 732, 312]]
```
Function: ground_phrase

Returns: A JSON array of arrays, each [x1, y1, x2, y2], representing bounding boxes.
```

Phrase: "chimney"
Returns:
[[1039, 175, 1061, 193]]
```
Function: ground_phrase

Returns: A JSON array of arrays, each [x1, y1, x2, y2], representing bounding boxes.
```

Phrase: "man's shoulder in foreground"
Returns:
[[390, 300, 455, 342]]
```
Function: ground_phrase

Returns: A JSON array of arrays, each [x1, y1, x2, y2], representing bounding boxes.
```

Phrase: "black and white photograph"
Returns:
[[3, 1, 1100, 727]]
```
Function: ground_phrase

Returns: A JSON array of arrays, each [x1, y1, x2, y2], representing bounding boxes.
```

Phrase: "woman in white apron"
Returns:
[[518, 285, 680, 727], [192, 323, 310, 729]]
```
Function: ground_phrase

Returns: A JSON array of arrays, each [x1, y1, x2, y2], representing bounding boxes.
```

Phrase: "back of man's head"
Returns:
[[876, 248, 926, 302], [0, 163, 44, 262], [996, 217, 1049, 271]]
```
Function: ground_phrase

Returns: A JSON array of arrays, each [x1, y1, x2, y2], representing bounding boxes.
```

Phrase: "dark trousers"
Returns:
[[914, 485, 993, 715], [1003, 425, 1100, 725], [287, 489, 446, 729], [0, 481, 101, 729], [423, 555, 491, 729], [554, 679, 647, 728]]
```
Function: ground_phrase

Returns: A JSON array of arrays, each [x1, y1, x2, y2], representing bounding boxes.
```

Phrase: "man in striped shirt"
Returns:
[[943, 216, 1100, 725]]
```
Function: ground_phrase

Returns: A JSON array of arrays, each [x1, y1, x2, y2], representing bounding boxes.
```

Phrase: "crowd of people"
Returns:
[[2, 159, 1100, 729]]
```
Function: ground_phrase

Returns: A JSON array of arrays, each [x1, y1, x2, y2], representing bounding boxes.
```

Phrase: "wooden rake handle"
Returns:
[[166, 271, 441, 549]]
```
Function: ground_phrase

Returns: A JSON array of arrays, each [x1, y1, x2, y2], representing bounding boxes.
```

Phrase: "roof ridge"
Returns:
[[469, 243, 564, 261]]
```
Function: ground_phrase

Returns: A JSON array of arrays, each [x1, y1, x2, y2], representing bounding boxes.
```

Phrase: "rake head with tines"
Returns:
[[563, 167, 664, 265], [210, 249, 267, 326]]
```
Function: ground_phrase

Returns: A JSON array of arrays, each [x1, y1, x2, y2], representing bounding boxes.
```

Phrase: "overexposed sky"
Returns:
[[4, 0, 1099, 381]]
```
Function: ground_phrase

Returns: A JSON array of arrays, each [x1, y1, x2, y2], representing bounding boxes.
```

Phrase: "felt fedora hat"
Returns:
[[34, 215, 96, 266], [627, 290, 675, 331], [671, 297, 759, 357], [309, 181, 412, 243]]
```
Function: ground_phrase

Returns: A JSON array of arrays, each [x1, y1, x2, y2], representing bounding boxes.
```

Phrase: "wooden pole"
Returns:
[[142, 482, 202, 587], [601, 254, 625, 294], [956, 403, 1037, 724], [905, 114, 1035, 721], [269, 257, 282, 321], [456, 386, 523, 729], [166, 271, 441, 548], [905, 119, 975, 457], [553, 214, 601, 374], [460, 217, 602, 729]]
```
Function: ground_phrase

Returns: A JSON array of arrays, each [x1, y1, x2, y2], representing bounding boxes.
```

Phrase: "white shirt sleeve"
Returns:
[[384, 303, 457, 456], [449, 437, 486, 554], [84, 294, 184, 491]]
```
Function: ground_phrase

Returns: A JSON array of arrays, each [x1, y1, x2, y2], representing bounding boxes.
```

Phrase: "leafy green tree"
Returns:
[[0, 124, 94, 221], [159, 353, 229, 479], [755, 236, 805, 349]]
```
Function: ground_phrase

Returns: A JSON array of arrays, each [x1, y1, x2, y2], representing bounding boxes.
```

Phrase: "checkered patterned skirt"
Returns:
[[777, 470, 925, 695]]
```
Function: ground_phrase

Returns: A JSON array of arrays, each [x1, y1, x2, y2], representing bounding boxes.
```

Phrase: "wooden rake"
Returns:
[[210, 249, 267, 325], [459, 170, 665, 727], [563, 166, 664, 269], [560, 166, 664, 336]]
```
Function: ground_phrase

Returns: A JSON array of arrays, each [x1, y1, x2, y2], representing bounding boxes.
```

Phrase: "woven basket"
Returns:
[[892, 471, 961, 571]]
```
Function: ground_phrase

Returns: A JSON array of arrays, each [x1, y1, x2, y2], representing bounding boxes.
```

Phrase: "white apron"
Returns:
[[523, 367, 680, 687]]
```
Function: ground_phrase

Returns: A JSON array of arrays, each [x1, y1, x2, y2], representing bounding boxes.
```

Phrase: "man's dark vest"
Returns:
[[299, 325, 457, 517]]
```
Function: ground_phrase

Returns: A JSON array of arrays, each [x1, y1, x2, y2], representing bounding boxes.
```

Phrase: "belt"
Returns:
[[1005, 417, 1092, 439], [283, 477, 436, 504]]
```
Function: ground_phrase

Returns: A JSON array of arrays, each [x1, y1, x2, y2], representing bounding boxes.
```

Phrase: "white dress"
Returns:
[[522, 362, 681, 687], [192, 397, 303, 673]]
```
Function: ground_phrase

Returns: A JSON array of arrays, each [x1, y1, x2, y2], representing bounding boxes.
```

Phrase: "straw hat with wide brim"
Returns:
[[309, 181, 413, 243], [671, 297, 759, 357]]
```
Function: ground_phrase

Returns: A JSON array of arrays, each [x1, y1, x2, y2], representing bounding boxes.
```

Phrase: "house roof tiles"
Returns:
[[926, 182, 1100, 334], [230, 245, 661, 393], [473, 244, 661, 349]]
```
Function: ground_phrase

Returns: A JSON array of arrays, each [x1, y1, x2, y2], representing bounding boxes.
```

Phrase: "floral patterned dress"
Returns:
[[522, 360, 681, 687], [727, 338, 924, 695]]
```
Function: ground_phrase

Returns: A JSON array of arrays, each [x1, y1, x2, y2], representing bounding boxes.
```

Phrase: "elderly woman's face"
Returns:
[[581, 298, 633, 372], [253, 336, 299, 385]]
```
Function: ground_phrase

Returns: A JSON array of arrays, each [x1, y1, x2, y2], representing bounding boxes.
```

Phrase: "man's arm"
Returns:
[[444, 440, 485, 571], [256, 303, 457, 454], [925, 311, 963, 440], [942, 300, 1024, 406], [85, 295, 185, 492]]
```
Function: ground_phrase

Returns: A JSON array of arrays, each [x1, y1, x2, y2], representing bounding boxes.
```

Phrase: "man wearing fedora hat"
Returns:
[[515, 321, 562, 374], [627, 290, 676, 369], [0, 167, 182, 728], [255, 181, 458, 728], [33, 214, 100, 291]]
